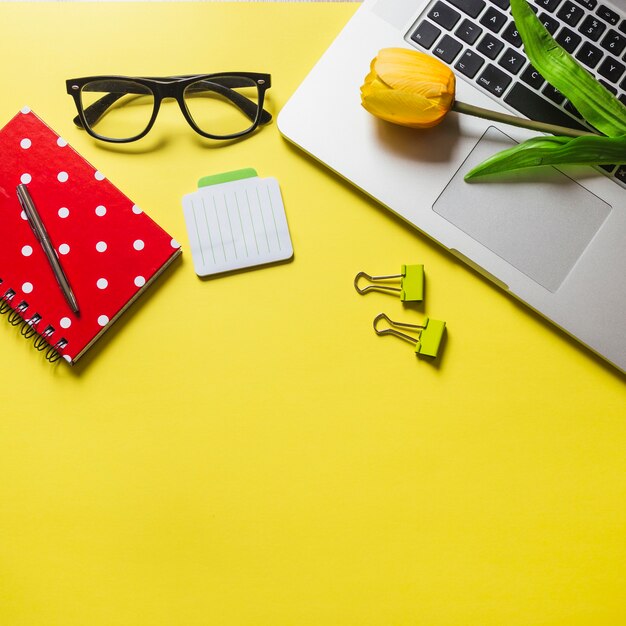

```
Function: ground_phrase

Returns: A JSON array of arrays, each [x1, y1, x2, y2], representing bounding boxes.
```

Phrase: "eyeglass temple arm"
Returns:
[[73, 82, 272, 129]]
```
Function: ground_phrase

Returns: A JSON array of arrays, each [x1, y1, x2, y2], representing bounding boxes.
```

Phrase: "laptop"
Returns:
[[278, 0, 626, 373]]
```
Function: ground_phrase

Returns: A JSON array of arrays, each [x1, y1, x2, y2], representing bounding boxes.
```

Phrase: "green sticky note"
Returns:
[[198, 168, 258, 188]]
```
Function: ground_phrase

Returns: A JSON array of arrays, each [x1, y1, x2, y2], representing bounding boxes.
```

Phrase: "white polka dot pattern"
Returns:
[[0, 108, 182, 364]]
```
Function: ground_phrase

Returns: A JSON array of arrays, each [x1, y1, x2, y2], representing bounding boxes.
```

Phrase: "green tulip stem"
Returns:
[[452, 100, 598, 138]]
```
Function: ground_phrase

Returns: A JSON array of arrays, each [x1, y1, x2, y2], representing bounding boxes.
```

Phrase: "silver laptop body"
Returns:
[[278, 0, 626, 373]]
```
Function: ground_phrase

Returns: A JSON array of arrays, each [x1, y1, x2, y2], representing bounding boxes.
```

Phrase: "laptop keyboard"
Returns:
[[406, 0, 626, 186]]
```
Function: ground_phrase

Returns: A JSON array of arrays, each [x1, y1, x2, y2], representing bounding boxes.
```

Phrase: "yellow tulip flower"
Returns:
[[360, 47, 456, 129]]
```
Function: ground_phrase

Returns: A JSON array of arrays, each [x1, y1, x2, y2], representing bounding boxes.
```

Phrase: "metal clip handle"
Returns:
[[354, 271, 403, 296], [373, 313, 423, 345]]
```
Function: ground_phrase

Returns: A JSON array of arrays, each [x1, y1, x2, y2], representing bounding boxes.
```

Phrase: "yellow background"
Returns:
[[0, 4, 624, 625]]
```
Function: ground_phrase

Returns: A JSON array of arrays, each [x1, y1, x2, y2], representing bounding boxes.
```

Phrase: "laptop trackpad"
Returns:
[[432, 126, 611, 292]]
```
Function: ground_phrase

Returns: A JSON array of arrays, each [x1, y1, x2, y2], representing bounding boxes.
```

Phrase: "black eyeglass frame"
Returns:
[[66, 72, 272, 143]]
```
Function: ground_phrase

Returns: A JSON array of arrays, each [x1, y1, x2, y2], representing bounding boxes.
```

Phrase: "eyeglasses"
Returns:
[[66, 73, 272, 143]]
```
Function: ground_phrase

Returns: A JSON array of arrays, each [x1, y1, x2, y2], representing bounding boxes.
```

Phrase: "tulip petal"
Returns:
[[362, 88, 448, 128], [374, 48, 455, 103]]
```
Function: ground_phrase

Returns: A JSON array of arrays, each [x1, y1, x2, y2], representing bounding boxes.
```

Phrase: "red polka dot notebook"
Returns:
[[0, 108, 182, 364]]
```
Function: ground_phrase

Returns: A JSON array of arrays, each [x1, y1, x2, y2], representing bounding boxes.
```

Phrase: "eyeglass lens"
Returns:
[[79, 76, 261, 141], [183, 76, 260, 137], [80, 79, 155, 141]]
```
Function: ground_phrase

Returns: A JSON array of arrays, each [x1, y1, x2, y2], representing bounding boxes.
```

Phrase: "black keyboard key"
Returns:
[[489, 0, 510, 9], [455, 19, 483, 44], [598, 55, 626, 82], [564, 99, 583, 118], [502, 21, 523, 47], [619, 93, 626, 106], [542, 83, 566, 104], [535, 0, 563, 13], [600, 29, 626, 56], [449, 0, 486, 19], [538, 12, 561, 34], [504, 82, 588, 130], [596, 5, 620, 26], [520, 63, 546, 88], [574, 0, 597, 9], [556, 27, 583, 52], [477, 32, 505, 58], [480, 7, 508, 33], [455, 49, 486, 77], [428, 1, 462, 30], [411, 21, 442, 49], [433, 34, 464, 62], [576, 41, 604, 67], [477, 63, 512, 96], [620, 19, 626, 35], [579, 15, 607, 40], [498, 46, 526, 74], [557, 2, 585, 26]]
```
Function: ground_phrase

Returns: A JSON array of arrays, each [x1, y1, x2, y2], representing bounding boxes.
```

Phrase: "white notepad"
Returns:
[[182, 176, 293, 277]]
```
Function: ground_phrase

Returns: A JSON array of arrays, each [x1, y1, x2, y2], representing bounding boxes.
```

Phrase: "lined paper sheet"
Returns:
[[182, 177, 293, 277]]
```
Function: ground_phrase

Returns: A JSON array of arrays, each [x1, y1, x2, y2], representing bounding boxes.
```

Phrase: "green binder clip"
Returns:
[[373, 313, 446, 358], [354, 264, 424, 302]]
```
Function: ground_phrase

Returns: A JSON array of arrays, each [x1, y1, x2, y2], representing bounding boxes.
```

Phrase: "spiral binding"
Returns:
[[0, 278, 68, 363]]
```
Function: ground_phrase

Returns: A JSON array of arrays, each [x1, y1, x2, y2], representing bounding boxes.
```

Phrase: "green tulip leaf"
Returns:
[[465, 134, 626, 179], [511, 0, 626, 137]]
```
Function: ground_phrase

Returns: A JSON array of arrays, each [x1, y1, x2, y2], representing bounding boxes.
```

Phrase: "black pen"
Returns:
[[16, 183, 80, 315]]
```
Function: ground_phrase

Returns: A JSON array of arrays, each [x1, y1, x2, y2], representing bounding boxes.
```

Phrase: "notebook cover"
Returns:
[[0, 107, 182, 364]]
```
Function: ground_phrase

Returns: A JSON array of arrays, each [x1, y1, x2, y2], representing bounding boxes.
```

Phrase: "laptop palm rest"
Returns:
[[432, 127, 612, 292]]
